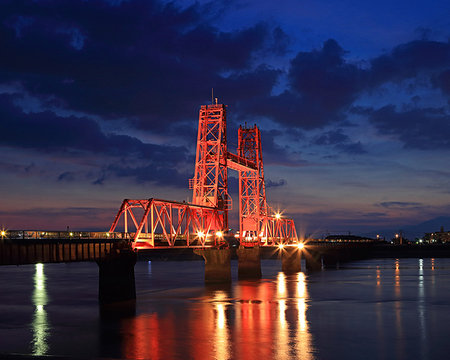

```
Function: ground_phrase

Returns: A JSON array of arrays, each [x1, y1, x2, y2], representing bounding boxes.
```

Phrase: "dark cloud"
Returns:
[[378, 201, 423, 209], [370, 40, 450, 86], [314, 129, 366, 154], [260, 129, 307, 166], [433, 69, 450, 95], [58, 171, 75, 182], [240, 39, 364, 129], [0, 94, 188, 160], [0, 93, 190, 186], [266, 178, 287, 188], [241, 38, 450, 133], [289, 39, 364, 113], [368, 105, 450, 150], [0, 0, 277, 132]]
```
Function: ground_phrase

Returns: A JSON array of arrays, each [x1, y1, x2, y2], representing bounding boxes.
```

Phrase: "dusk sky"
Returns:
[[1, 0, 450, 237]]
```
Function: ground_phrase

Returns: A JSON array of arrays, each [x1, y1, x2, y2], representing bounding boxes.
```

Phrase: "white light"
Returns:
[[278, 244, 284, 249], [297, 243, 305, 250], [197, 231, 204, 238], [216, 231, 223, 238], [275, 213, 281, 219]]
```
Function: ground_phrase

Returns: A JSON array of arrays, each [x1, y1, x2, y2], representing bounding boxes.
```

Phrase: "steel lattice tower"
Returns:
[[238, 125, 268, 242], [190, 104, 230, 229]]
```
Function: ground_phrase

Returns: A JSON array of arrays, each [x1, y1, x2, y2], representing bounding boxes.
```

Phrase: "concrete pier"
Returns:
[[237, 246, 262, 279], [304, 250, 322, 271], [281, 247, 302, 274], [194, 248, 231, 283], [322, 252, 339, 269], [97, 242, 137, 304]]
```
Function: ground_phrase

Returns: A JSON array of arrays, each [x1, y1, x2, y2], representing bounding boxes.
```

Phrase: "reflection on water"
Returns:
[[2, 258, 450, 359], [32, 263, 49, 355], [120, 270, 315, 360]]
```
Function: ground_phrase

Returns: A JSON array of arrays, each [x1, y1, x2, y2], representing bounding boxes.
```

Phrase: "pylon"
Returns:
[[190, 104, 230, 229]]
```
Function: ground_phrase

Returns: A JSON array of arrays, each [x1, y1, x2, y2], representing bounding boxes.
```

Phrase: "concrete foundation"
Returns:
[[281, 247, 302, 274], [322, 252, 339, 269], [237, 246, 262, 279], [97, 242, 137, 304], [194, 248, 231, 283], [304, 250, 322, 271]]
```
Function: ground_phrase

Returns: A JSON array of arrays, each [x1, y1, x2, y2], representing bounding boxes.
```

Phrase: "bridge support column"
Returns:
[[281, 247, 302, 274], [304, 250, 322, 271], [97, 242, 137, 304], [237, 246, 262, 279], [322, 252, 339, 269], [194, 248, 231, 283]]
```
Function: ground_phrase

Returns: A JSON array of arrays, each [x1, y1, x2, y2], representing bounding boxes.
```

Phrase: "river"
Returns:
[[0, 258, 449, 359]]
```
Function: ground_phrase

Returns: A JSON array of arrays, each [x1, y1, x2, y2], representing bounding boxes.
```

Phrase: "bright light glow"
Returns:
[[69, 232, 73, 236], [216, 231, 223, 238], [275, 213, 281, 219], [278, 244, 284, 249], [297, 243, 305, 250], [106, 233, 110, 237], [1, 231, 5, 236], [33, 263, 49, 356], [197, 231, 204, 238]]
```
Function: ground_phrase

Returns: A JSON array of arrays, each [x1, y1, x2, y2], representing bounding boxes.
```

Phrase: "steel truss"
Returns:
[[110, 102, 298, 249], [109, 199, 226, 249]]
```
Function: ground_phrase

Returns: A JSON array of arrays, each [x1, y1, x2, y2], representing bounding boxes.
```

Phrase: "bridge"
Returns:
[[0, 102, 375, 303], [108, 103, 297, 249]]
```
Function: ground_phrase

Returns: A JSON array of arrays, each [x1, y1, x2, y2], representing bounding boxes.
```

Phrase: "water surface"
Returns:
[[1, 258, 449, 359]]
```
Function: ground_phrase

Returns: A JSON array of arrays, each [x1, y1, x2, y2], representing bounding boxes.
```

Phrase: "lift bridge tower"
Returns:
[[109, 102, 297, 249]]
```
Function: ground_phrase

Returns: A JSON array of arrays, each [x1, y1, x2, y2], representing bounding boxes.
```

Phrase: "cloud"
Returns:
[[378, 201, 423, 209], [433, 69, 450, 95], [370, 40, 450, 86], [57, 171, 75, 182], [314, 129, 366, 154], [240, 38, 450, 134], [266, 178, 287, 188], [367, 105, 450, 150], [0, 0, 278, 133], [0, 93, 191, 186], [260, 129, 307, 166]]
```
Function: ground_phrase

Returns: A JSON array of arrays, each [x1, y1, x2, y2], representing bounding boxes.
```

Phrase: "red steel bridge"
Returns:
[[109, 103, 298, 250]]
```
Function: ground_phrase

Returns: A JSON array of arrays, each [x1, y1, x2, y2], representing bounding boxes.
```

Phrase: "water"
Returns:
[[1, 258, 450, 359]]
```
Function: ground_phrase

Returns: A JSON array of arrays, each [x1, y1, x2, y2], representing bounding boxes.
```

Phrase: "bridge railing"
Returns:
[[1, 230, 132, 241]]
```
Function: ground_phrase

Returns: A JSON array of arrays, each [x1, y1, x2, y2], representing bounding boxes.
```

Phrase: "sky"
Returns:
[[1, 0, 450, 238]]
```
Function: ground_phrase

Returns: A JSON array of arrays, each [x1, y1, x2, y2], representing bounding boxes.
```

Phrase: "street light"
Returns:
[[297, 242, 304, 250], [275, 213, 281, 220]]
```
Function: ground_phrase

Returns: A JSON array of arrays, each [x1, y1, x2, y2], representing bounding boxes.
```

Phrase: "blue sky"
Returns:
[[1, 0, 450, 237]]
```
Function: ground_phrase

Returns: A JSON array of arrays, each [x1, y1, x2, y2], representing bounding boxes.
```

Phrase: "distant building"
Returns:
[[324, 234, 376, 242], [424, 226, 450, 243]]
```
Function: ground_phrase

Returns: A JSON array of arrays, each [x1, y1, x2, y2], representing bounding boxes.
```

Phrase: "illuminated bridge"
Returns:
[[0, 102, 377, 303]]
